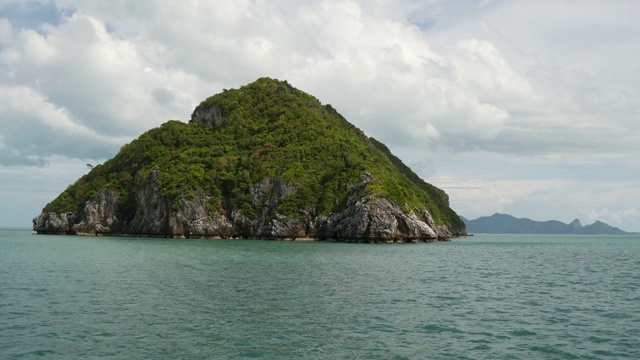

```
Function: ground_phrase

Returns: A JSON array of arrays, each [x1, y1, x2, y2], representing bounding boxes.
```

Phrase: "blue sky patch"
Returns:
[[0, 1, 73, 31]]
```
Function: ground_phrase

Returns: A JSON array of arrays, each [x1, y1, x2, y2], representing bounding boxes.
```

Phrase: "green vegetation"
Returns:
[[44, 77, 463, 227]]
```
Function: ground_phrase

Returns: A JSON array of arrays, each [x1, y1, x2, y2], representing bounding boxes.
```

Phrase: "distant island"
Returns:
[[33, 78, 466, 243], [462, 213, 628, 235]]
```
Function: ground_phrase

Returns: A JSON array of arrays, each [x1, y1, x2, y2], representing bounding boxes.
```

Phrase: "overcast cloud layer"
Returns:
[[1, 0, 639, 231]]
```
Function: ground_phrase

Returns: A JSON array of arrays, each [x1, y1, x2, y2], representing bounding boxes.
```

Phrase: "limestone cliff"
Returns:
[[34, 172, 464, 242], [33, 78, 466, 242]]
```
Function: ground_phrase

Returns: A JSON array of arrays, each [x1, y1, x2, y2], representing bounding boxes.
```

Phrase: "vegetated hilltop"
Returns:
[[34, 78, 466, 242], [462, 213, 628, 235]]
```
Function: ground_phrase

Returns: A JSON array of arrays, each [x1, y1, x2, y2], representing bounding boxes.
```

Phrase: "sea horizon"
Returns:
[[2, 230, 639, 359]]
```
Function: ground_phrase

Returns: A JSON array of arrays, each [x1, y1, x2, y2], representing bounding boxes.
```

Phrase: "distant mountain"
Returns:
[[462, 213, 628, 235]]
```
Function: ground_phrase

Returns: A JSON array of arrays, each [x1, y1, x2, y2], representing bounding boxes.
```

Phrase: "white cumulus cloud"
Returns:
[[0, 0, 639, 231]]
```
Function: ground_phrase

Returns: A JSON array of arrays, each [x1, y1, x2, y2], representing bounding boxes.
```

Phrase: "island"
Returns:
[[462, 213, 628, 234], [33, 78, 466, 243]]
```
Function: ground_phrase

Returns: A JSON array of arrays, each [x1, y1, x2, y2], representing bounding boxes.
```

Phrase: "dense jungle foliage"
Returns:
[[43, 78, 463, 228]]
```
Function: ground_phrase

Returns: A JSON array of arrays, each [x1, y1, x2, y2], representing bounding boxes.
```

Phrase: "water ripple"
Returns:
[[1, 231, 639, 359]]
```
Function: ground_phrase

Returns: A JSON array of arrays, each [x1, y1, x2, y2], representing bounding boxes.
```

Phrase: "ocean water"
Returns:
[[1, 229, 639, 359]]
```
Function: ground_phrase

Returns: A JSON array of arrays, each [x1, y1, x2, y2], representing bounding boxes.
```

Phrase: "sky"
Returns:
[[1, 0, 639, 231]]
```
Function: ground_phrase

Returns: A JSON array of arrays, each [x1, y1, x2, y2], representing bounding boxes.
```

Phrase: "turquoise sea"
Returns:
[[1, 229, 638, 359]]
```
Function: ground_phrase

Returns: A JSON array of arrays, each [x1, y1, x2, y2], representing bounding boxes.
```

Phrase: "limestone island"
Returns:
[[33, 78, 466, 243]]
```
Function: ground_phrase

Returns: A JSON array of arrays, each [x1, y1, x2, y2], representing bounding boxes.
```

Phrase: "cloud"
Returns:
[[431, 171, 640, 232], [283, 1, 520, 147], [580, 208, 640, 233], [405, 0, 640, 157], [48, 1, 531, 152], [0, 85, 127, 163], [1, 0, 512, 165], [0, 155, 90, 227], [0, 9, 211, 165], [433, 175, 640, 230], [0, 0, 639, 231], [431, 176, 573, 219], [3, 0, 637, 166]]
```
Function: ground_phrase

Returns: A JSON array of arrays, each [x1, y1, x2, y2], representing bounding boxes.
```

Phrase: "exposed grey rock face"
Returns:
[[309, 172, 441, 242], [74, 190, 120, 234], [190, 103, 225, 128], [33, 212, 76, 234], [33, 172, 463, 242]]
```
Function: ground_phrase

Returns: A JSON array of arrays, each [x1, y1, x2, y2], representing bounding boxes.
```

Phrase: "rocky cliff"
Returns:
[[34, 172, 463, 242], [34, 78, 466, 242]]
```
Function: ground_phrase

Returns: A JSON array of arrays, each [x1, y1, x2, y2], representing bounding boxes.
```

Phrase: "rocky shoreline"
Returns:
[[33, 172, 465, 243]]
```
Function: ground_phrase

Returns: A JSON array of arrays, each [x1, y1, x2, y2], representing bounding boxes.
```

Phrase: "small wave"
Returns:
[[528, 345, 582, 359], [587, 335, 612, 344], [15, 349, 58, 358], [420, 324, 464, 334], [510, 329, 537, 337]]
